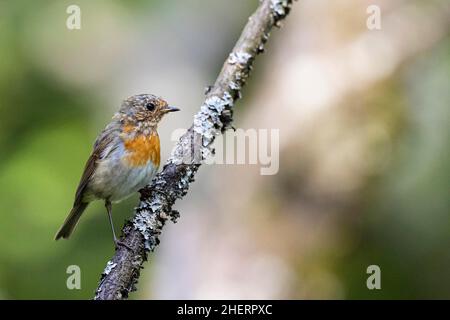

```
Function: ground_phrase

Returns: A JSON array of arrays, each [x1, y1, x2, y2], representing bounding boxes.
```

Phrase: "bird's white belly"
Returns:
[[86, 148, 158, 202]]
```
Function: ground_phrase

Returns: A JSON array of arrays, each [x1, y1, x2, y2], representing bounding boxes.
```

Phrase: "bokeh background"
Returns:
[[0, 0, 449, 299]]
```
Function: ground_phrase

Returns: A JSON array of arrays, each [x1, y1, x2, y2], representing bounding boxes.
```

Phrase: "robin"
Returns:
[[55, 94, 179, 247]]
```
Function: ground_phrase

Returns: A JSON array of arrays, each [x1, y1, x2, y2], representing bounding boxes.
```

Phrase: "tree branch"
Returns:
[[94, 0, 294, 300]]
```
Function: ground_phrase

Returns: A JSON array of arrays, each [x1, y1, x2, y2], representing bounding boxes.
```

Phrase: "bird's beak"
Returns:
[[164, 105, 180, 113]]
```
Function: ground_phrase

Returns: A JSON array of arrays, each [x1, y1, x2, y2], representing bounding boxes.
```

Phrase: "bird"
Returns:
[[55, 94, 179, 248]]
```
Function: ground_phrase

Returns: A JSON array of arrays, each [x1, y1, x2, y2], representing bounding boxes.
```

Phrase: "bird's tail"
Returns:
[[55, 202, 89, 240]]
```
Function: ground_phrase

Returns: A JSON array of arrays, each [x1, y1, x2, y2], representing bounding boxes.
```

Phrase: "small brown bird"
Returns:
[[55, 94, 179, 247]]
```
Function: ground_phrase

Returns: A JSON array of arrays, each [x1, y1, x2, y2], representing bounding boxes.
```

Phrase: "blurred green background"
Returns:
[[0, 0, 449, 299]]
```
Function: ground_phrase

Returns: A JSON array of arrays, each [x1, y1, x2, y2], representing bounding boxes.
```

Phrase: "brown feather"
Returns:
[[74, 128, 118, 204]]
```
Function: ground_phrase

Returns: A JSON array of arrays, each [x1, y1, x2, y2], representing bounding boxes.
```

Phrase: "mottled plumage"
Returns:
[[55, 94, 179, 246]]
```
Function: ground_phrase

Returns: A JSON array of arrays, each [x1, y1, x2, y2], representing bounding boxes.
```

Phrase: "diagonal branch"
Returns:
[[94, 0, 295, 300]]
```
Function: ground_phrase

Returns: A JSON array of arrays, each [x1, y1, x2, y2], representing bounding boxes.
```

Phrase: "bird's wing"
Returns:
[[73, 124, 120, 204]]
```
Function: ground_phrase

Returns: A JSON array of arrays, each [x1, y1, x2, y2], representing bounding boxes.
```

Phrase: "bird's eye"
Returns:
[[146, 102, 156, 111]]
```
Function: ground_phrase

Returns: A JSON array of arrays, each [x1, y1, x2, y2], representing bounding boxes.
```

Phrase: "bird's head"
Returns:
[[118, 94, 179, 128]]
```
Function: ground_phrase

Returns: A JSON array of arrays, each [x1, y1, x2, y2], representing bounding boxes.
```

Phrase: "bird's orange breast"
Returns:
[[123, 133, 160, 167]]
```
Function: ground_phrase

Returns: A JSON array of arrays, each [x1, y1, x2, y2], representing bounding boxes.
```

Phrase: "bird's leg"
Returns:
[[105, 200, 117, 242], [105, 200, 132, 251]]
